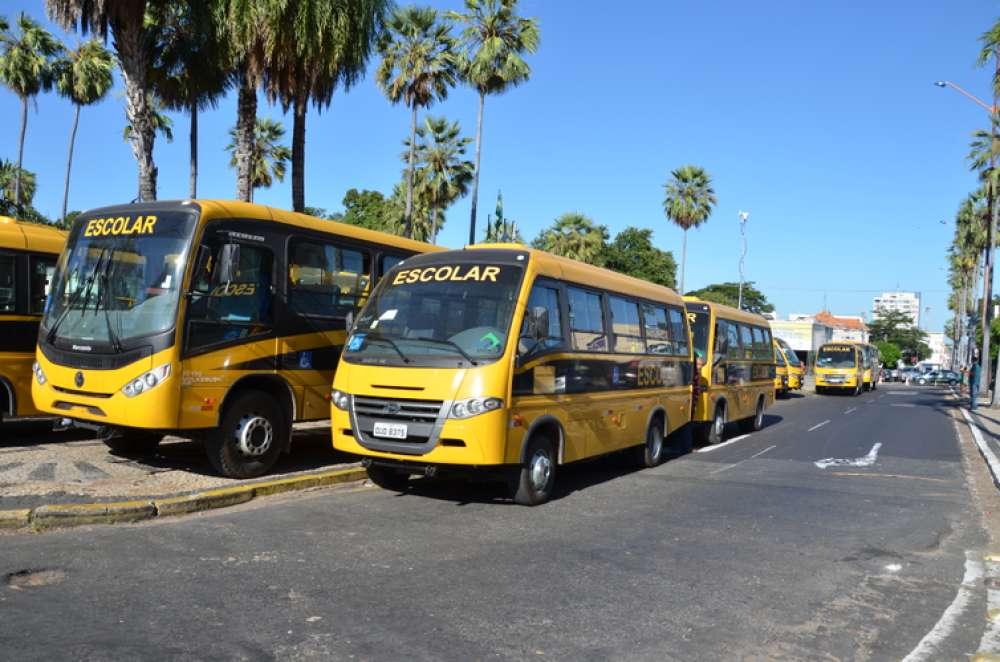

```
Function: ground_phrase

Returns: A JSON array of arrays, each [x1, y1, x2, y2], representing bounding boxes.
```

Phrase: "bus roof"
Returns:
[[682, 295, 771, 326], [0, 216, 66, 254]]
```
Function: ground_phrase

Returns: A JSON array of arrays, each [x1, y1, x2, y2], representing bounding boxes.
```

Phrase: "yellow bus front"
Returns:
[[814, 344, 862, 394], [773, 342, 789, 395]]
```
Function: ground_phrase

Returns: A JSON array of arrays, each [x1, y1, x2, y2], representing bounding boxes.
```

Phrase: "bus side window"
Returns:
[[739, 324, 754, 360], [610, 295, 643, 354], [518, 284, 563, 358], [667, 307, 689, 356], [567, 286, 607, 352], [751, 326, 768, 360], [287, 239, 370, 318], [0, 254, 15, 313], [29, 255, 57, 315], [380, 254, 404, 278], [642, 304, 670, 355]]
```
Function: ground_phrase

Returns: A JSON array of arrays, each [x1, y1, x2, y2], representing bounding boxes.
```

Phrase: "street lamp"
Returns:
[[737, 210, 749, 310], [934, 81, 996, 112]]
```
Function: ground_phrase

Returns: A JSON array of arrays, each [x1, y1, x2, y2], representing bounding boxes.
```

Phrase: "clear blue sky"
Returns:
[[1, 0, 996, 332]]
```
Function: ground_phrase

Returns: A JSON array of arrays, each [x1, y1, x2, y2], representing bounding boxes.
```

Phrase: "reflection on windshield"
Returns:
[[688, 311, 709, 359], [816, 348, 856, 369], [42, 211, 195, 345], [345, 262, 523, 367]]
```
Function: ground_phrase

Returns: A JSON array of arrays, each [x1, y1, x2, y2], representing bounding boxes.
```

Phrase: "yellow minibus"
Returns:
[[858, 343, 880, 391], [0, 217, 65, 423], [330, 245, 694, 505], [774, 340, 790, 396], [684, 297, 776, 444], [814, 342, 864, 395], [32, 200, 438, 477], [776, 337, 803, 392]]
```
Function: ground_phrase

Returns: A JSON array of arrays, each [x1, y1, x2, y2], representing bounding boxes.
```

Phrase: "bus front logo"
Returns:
[[74, 372, 84, 388], [383, 403, 400, 415]]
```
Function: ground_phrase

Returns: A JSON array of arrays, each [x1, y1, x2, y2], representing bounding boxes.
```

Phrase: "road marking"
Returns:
[[888, 391, 909, 395], [960, 408, 1000, 489], [807, 420, 830, 432], [844, 407, 857, 414], [814, 443, 881, 469], [891, 403, 917, 408], [750, 445, 776, 459], [829, 472, 950, 483], [695, 434, 749, 453], [709, 462, 742, 475], [902, 554, 984, 662]]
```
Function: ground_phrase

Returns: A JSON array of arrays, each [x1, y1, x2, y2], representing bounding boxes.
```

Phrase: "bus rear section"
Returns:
[[331, 246, 694, 505], [814, 343, 863, 395]]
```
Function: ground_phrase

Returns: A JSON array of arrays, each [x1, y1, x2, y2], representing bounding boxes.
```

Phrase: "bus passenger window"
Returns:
[[518, 284, 563, 357], [0, 255, 15, 313], [739, 324, 754, 359], [29, 255, 56, 314], [751, 326, 769, 360], [380, 254, 404, 277], [567, 287, 606, 352], [668, 308, 689, 356], [610, 296, 643, 353], [642, 304, 670, 354], [288, 240, 370, 318]]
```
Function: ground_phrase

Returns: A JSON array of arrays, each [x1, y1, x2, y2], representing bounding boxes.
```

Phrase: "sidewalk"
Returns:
[[957, 390, 1000, 491]]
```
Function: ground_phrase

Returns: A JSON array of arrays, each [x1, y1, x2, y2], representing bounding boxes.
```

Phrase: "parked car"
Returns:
[[882, 368, 899, 382], [898, 368, 919, 383], [916, 370, 961, 386]]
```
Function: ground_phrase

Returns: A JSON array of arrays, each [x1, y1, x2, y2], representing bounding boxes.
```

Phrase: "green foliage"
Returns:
[[0, 13, 62, 100], [339, 188, 393, 231], [0, 159, 35, 208], [449, 0, 540, 96], [226, 117, 291, 196], [663, 165, 717, 232], [532, 212, 608, 265], [376, 7, 457, 109], [483, 191, 522, 242], [868, 310, 929, 360], [875, 341, 901, 369], [408, 115, 474, 242], [54, 38, 112, 106], [686, 282, 774, 315], [601, 227, 677, 289]]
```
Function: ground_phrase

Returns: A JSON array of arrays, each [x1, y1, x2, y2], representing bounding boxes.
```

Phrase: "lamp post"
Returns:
[[737, 210, 749, 310]]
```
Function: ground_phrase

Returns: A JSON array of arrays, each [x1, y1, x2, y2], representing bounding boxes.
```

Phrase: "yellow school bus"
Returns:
[[814, 342, 864, 395], [32, 200, 438, 477], [775, 337, 803, 392], [684, 297, 776, 444], [0, 217, 65, 422], [330, 245, 694, 505], [857, 343, 880, 391], [774, 340, 791, 396]]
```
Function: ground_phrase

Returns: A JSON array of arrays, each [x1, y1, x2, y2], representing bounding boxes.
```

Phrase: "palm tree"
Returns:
[[376, 6, 458, 237], [226, 118, 291, 202], [385, 181, 434, 241], [54, 39, 112, 222], [663, 165, 717, 293], [0, 13, 62, 208], [0, 159, 36, 214], [407, 116, 474, 243], [450, 0, 539, 244], [47, 0, 160, 202], [267, 0, 389, 212], [531, 212, 608, 265]]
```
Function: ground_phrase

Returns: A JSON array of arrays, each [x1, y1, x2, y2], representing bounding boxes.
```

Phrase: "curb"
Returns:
[[960, 407, 1000, 491], [0, 466, 368, 533]]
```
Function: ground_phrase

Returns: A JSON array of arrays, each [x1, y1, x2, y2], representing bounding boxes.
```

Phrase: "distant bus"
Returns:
[[814, 342, 864, 395], [32, 200, 439, 477], [684, 298, 776, 444], [775, 337, 803, 393], [0, 217, 65, 423]]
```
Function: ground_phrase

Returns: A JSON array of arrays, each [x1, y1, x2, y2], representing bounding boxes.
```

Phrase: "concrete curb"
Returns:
[[2, 466, 368, 533], [960, 407, 1000, 491]]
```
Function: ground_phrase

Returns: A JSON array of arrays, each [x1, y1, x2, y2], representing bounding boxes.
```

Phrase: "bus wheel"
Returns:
[[706, 404, 726, 445], [366, 465, 410, 492], [512, 435, 557, 506], [635, 421, 664, 468], [208, 390, 287, 478], [741, 397, 765, 433], [100, 428, 163, 457], [815, 387, 825, 395]]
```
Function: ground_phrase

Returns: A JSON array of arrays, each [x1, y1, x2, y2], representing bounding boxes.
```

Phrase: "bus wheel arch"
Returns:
[[220, 375, 296, 452], [705, 398, 727, 445], [0, 376, 14, 418], [520, 415, 565, 466]]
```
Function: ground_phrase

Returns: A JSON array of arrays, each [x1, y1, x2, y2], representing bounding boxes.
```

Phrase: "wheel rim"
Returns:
[[235, 414, 274, 457], [529, 449, 552, 492], [649, 428, 663, 460], [755, 401, 764, 428], [713, 410, 724, 440]]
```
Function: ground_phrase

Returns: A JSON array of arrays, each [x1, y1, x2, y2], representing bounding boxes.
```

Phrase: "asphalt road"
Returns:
[[1, 385, 996, 661]]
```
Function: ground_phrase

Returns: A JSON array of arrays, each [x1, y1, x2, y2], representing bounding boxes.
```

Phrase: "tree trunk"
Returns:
[[468, 91, 485, 246], [115, 22, 157, 202], [292, 93, 307, 213], [404, 104, 417, 238], [61, 104, 81, 223], [679, 228, 688, 294], [14, 96, 27, 208], [189, 102, 198, 199], [235, 69, 257, 203], [431, 206, 440, 245]]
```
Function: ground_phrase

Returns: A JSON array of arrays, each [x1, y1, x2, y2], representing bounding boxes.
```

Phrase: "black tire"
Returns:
[[366, 465, 411, 492], [815, 386, 825, 395], [207, 390, 288, 478], [741, 397, 765, 433], [705, 403, 726, 445], [100, 428, 163, 457], [635, 421, 665, 468], [511, 434, 557, 506]]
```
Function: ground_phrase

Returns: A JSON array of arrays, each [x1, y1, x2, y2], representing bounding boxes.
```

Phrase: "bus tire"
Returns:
[[366, 465, 410, 492], [208, 390, 287, 479], [512, 435, 557, 506], [705, 403, 726, 445], [815, 387, 825, 395], [100, 428, 163, 457], [741, 396, 765, 433], [635, 420, 664, 468]]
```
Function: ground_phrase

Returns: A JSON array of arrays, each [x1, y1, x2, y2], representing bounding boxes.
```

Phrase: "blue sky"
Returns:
[[0, 0, 996, 332]]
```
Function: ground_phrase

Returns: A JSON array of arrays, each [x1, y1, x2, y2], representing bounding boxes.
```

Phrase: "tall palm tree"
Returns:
[[0, 13, 62, 208], [54, 39, 113, 222], [531, 212, 608, 265], [0, 159, 36, 214], [376, 6, 457, 237], [663, 165, 717, 293], [226, 118, 291, 203], [267, 0, 389, 212], [47, 0, 159, 202], [146, 2, 229, 199], [407, 115, 474, 243], [450, 0, 539, 244]]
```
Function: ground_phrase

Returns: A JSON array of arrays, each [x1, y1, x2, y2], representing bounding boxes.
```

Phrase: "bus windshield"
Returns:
[[817, 347, 856, 369], [688, 310, 710, 360], [345, 261, 523, 367], [781, 346, 801, 366], [41, 211, 196, 346]]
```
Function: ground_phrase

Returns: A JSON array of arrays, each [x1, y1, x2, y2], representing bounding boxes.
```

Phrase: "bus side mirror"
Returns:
[[345, 310, 355, 333], [528, 307, 549, 341]]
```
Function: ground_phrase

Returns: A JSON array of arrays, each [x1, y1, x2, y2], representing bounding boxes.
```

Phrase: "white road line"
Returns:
[[891, 403, 917, 408], [844, 407, 857, 414], [814, 443, 881, 469], [709, 461, 742, 475], [750, 445, 776, 459], [960, 408, 1000, 489], [901, 554, 984, 662], [807, 420, 830, 432], [695, 434, 749, 453]]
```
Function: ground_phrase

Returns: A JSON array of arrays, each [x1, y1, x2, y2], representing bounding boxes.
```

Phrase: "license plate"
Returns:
[[373, 421, 407, 439]]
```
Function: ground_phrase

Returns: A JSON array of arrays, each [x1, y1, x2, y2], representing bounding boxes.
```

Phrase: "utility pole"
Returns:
[[737, 211, 749, 310], [988, 47, 1000, 405]]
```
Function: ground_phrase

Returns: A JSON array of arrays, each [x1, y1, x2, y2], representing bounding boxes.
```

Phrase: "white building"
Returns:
[[873, 291, 921, 327], [926, 332, 950, 367], [814, 312, 869, 343], [769, 319, 834, 369]]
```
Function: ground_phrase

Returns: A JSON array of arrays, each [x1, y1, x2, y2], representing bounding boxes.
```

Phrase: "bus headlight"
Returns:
[[32, 361, 47, 386], [331, 389, 351, 411], [449, 397, 503, 419], [122, 365, 170, 398]]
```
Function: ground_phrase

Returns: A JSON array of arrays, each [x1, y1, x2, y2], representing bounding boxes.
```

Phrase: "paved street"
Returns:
[[2, 385, 999, 661]]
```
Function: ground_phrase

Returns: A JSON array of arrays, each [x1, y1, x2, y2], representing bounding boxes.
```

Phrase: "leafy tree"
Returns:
[[226, 117, 291, 202], [601, 227, 677, 288], [384, 181, 434, 241], [875, 341, 901, 369], [0, 13, 62, 206], [663, 165, 716, 293], [0, 159, 36, 212], [408, 115, 474, 243], [340, 188, 393, 231], [54, 38, 112, 221], [686, 282, 774, 315], [532, 212, 608, 265], [449, 0, 539, 244], [48, 0, 160, 201], [868, 310, 929, 360]]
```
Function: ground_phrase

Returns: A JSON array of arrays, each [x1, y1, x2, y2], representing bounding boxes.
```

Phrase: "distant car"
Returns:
[[881, 368, 898, 383], [916, 370, 960, 386], [898, 368, 919, 383]]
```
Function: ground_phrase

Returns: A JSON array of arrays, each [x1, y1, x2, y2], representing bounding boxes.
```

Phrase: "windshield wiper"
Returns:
[[411, 336, 479, 366], [45, 248, 107, 345], [96, 250, 122, 352], [362, 332, 411, 364]]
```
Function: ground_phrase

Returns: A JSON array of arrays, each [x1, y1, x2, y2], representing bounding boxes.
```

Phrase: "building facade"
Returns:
[[814, 311, 869, 343], [873, 291, 921, 327], [769, 319, 834, 371]]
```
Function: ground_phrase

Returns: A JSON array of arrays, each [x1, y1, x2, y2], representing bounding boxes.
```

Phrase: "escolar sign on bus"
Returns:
[[83, 215, 158, 237], [392, 264, 502, 285]]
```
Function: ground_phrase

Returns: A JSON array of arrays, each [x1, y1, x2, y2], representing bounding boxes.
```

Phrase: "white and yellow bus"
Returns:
[[330, 245, 694, 505], [684, 298, 776, 444], [0, 217, 65, 423], [32, 201, 438, 477]]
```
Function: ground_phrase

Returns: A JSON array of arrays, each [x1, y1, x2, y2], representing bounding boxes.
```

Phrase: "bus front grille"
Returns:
[[349, 395, 449, 456]]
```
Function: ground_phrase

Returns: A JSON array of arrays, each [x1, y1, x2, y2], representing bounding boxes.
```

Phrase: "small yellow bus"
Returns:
[[776, 338, 804, 391], [330, 245, 694, 505], [0, 217, 65, 423], [32, 200, 438, 477], [814, 342, 864, 395], [774, 340, 791, 396], [684, 297, 776, 444], [858, 343, 880, 391]]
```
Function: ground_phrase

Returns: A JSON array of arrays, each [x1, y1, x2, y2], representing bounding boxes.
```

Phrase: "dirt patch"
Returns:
[[5, 568, 66, 589]]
